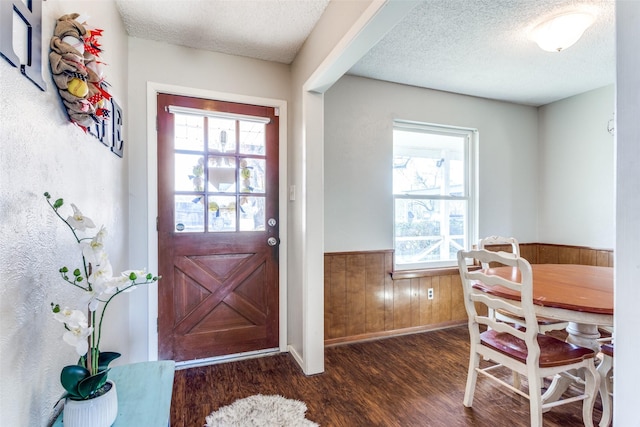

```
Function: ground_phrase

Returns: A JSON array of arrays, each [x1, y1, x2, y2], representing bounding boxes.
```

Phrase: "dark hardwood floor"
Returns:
[[171, 326, 604, 426]]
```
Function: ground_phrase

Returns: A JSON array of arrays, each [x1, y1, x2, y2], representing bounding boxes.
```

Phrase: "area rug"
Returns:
[[205, 394, 319, 427]]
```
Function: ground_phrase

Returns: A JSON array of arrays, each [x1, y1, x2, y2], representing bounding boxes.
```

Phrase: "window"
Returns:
[[393, 121, 477, 269], [169, 107, 269, 233]]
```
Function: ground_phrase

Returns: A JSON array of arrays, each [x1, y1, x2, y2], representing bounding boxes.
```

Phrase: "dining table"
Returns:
[[472, 263, 613, 404]]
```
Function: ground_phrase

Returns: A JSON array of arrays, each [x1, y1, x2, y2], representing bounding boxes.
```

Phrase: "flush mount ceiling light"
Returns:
[[530, 12, 595, 52]]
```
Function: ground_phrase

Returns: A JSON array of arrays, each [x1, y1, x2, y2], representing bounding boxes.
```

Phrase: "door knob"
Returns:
[[267, 237, 279, 247]]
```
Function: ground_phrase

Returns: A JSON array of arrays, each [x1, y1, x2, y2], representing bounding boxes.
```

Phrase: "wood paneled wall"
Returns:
[[492, 243, 613, 267], [324, 243, 613, 345], [324, 250, 466, 345]]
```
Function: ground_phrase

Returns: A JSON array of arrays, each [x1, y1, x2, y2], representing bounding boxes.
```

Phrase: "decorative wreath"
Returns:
[[49, 13, 112, 130]]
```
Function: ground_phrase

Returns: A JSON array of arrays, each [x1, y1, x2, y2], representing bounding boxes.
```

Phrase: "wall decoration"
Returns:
[[0, 0, 47, 90], [49, 13, 124, 157], [49, 14, 111, 128]]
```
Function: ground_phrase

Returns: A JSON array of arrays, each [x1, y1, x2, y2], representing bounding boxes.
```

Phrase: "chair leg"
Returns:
[[512, 371, 521, 389], [463, 349, 480, 407], [527, 370, 543, 427], [582, 363, 600, 427], [597, 356, 613, 427]]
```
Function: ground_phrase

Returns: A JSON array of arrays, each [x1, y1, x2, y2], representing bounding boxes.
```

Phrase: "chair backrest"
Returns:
[[457, 249, 541, 363], [478, 236, 520, 269]]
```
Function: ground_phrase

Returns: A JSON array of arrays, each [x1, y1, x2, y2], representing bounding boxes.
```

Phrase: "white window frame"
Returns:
[[393, 120, 478, 270]]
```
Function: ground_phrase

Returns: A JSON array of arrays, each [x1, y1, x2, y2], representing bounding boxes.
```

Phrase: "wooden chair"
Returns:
[[457, 249, 600, 427], [478, 236, 569, 334], [597, 343, 613, 427]]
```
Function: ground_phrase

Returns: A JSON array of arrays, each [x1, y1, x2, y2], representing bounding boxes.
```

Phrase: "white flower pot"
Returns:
[[63, 380, 118, 427]]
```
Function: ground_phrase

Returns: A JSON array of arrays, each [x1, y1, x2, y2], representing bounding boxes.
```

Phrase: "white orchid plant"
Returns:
[[45, 192, 160, 400]]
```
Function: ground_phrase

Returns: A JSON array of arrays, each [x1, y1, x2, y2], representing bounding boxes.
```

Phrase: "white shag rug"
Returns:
[[204, 394, 319, 427]]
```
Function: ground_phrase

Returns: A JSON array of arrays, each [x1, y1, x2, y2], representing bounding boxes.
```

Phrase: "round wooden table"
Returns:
[[473, 264, 613, 406], [474, 264, 613, 350]]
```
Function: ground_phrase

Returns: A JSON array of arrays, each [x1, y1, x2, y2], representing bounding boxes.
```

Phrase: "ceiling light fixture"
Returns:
[[530, 12, 595, 52]]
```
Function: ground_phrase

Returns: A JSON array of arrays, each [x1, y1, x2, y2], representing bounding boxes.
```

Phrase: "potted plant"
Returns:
[[45, 192, 160, 426]]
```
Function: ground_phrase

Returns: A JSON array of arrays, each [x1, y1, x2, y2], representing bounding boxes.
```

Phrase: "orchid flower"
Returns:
[[63, 324, 94, 356], [66, 203, 96, 231], [52, 307, 93, 356], [86, 258, 114, 310], [88, 258, 113, 286], [80, 225, 107, 263], [53, 307, 87, 328]]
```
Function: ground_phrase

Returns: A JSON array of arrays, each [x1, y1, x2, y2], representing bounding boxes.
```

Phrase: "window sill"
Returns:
[[391, 265, 480, 280], [391, 266, 458, 280]]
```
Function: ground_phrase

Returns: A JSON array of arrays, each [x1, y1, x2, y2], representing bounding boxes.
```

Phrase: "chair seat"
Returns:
[[480, 329, 596, 368], [601, 343, 614, 357], [496, 309, 565, 326]]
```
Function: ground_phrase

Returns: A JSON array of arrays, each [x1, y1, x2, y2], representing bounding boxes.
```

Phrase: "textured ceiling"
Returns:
[[349, 0, 615, 106], [115, 0, 330, 63], [115, 0, 615, 106]]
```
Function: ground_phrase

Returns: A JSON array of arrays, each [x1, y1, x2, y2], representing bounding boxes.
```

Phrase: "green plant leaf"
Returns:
[[77, 369, 109, 399], [98, 352, 121, 371], [78, 350, 120, 371], [53, 198, 64, 209], [60, 365, 90, 399]]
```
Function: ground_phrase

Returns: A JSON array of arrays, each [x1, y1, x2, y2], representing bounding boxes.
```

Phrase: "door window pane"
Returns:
[[239, 121, 265, 155], [175, 195, 205, 232], [239, 158, 266, 193], [174, 114, 204, 151], [208, 118, 236, 153], [208, 196, 236, 232], [175, 154, 205, 192], [239, 196, 265, 231], [207, 156, 236, 193]]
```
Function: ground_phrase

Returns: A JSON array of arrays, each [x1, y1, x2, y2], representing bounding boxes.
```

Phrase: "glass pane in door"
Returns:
[[175, 195, 204, 233], [239, 196, 265, 231], [175, 154, 205, 192], [208, 196, 236, 232], [207, 156, 236, 193], [208, 118, 236, 153], [239, 158, 266, 193], [239, 121, 265, 155], [174, 114, 204, 151]]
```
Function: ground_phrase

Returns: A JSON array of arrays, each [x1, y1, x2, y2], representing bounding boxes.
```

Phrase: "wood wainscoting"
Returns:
[[324, 243, 613, 345], [324, 250, 466, 345], [523, 243, 613, 266]]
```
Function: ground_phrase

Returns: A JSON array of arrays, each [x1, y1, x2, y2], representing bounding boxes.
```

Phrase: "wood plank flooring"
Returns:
[[171, 326, 605, 426]]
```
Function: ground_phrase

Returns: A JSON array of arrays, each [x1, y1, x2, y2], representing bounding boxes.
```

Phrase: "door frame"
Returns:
[[144, 82, 288, 361]]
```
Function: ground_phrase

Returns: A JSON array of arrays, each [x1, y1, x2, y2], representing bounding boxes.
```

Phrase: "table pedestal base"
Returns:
[[542, 322, 602, 407], [565, 322, 602, 352]]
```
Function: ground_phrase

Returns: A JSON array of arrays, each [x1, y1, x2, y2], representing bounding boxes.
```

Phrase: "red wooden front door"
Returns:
[[156, 93, 279, 362]]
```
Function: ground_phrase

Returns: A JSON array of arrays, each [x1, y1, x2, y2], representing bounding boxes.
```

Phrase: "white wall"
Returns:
[[538, 85, 615, 248], [615, 1, 640, 424], [126, 38, 291, 362], [0, 1, 129, 425], [324, 75, 540, 252], [288, 0, 376, 373]]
